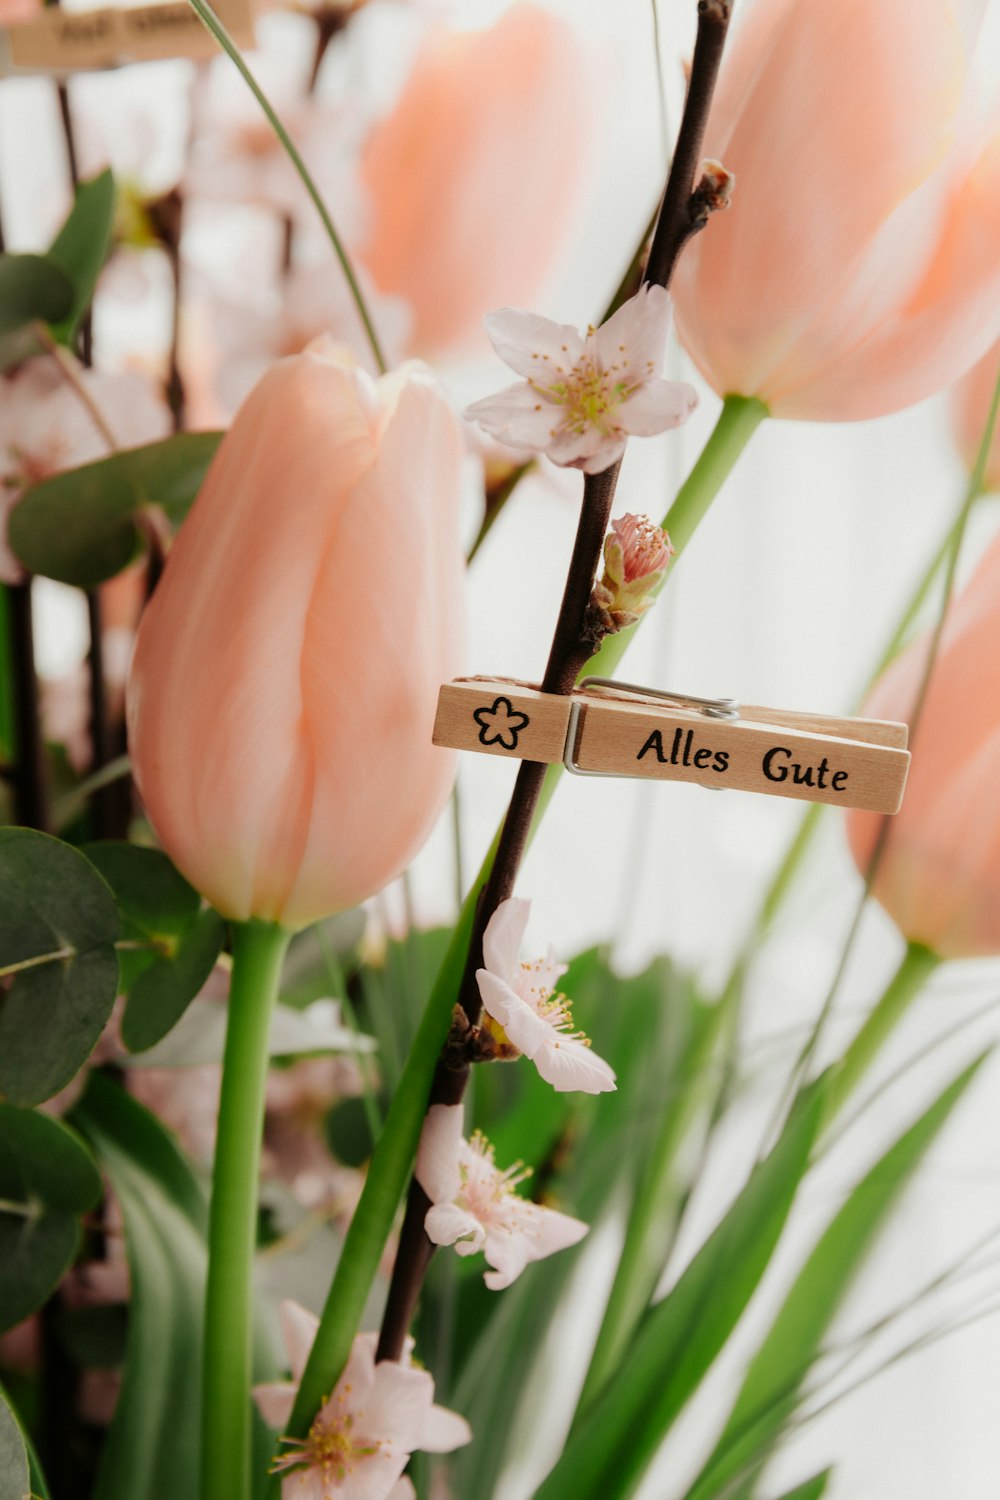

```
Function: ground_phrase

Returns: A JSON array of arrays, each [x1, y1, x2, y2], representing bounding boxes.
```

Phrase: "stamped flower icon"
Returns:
[[473, 696, 530, 752]]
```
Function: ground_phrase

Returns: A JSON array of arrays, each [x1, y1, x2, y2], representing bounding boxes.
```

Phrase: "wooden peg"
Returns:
[[433, 677, 911, 816]]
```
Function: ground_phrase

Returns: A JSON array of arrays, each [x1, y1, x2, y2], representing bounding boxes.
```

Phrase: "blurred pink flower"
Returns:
[[672, 0, 1000, 421], [847, 526, 1000, 958], [1, 360, 168, 584], [416, 1103, 587, 1290], [253, 1301, 470, 1497], [358, 5, 597, 356], [950, 338, 1000, 493], [466, 288, 697, 475], [476, 898, 616, 1094], [206, 263, 410, 416]]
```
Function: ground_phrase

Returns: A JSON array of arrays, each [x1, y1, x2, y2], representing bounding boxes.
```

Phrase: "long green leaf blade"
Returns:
[[685, 1055, 988, 1500], [533, 1086, 824, 1500]]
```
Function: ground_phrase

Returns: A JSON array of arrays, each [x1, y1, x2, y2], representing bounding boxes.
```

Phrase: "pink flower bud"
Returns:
[[847, 529, 1000, 958], [608, 513, 674, 587], [672, 0, 1000, 421], [127, 351, 465, 929]]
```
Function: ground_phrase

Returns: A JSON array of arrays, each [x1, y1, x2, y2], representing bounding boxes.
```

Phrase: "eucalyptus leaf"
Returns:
[[46, 169, 115, 345], [0, 1386, 29, 1500], [0, 254, 74, 336], [683, 1056, 988, 1500], [81, 843, 224, 1052], [0, 1104, 102, 1331], [0, 829, 119, 1106], [534, 1086, 824, 1500], [9, 432, 223, 589]]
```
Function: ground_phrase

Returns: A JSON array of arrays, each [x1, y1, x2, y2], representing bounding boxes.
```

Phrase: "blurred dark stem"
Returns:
[[5, 585, 50, 831], [148, 190, 187, 432]]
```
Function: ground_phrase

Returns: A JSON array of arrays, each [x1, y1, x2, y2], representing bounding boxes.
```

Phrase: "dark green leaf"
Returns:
[[533, 1086, 824, 1500], [9, 432, 223, 588], [0, 829, 119, 1106], [73, 1073, 278, 1500], [0, 1104, 102, 1331], [325, 1096, 377, 1168], [73, 1074, 206, 1498], [82, 843, 224, 1052], [53, 1304, 129, 1369], [0, 254, 74, 336], [0, 1386, 29, 1500], [46, 170, 115, 345], [684, 1057, 988, 1500], [772, 1473, 831, 1500]]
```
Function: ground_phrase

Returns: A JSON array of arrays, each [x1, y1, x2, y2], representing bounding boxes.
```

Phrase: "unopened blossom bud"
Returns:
[[583, 514, 674, 644]]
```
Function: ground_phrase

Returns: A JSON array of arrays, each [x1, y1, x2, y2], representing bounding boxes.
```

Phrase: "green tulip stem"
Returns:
[[201, 919, 290, 1500], [824, 941, 940, 1129]]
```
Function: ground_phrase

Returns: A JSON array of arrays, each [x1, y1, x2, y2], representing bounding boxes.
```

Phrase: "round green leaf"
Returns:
[[0, 1387, 30, 1500], [0, 829, 119, 1106], [82, 844, 225, 1053], [0, 1105, 102, 1333], [8, 433, 221, 589], [46, 168, 116, 345], [0, 253, 74, 336]]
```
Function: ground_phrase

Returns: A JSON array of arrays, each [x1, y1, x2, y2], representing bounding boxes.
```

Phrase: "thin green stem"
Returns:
[[185, 0, 386, 375], [201, 919, 290, 1500], [823, 942, 939, 1129], [0, 946, 75, 978], [662, 395, 768, 553]]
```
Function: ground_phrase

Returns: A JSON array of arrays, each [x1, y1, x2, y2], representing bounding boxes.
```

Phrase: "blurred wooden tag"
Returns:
[[2, 0, 254, 73], [433, 676, 910, 815]]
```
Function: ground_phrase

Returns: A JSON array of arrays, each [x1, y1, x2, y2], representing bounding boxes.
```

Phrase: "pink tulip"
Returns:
[[847, 528, 1000, 957], [950, 338, 1000, 493], [672, 0, 1000, 421], [358, 5, 595, 357], [127, 350, 465, 929]]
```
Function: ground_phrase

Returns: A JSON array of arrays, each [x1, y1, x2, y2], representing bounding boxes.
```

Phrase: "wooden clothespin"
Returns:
[[433, 676, 910, 815], [0, 0, 254, 75]]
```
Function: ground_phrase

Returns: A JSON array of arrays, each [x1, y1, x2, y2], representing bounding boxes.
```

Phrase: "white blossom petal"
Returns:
[[476, 971, 553, 1059], [425, 1201, 486, 1250], [415, 1104, 464, 1203], [533, 1036, 617, 1094], [485, 307, 586, 378], [252, 1380, 296, 1431], [364, 1361, 434, 1453], [465, 382, 558, 449], [278, 1299, 320, 1382], [619, 379, 699, 437], [482, 1229, 532, 1291], [593, 281, 672, 379], [421, 1404, 473, 1453], [481, 897, 531, 985], [522, 1203, 589, 1260]]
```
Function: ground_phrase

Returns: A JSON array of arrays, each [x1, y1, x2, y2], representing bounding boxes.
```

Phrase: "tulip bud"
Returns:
[[672, 0, 1000, 421], [583, 514, 674, 645], [846, 529, 1000, 958], [127, 350, 465, 929]]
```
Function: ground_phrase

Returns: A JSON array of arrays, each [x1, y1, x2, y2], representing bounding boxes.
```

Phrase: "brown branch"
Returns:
[[376, 0, 736, 1366]]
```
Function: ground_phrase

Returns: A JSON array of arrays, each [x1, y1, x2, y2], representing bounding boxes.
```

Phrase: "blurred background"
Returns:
[[2, 0, 999, 1494]]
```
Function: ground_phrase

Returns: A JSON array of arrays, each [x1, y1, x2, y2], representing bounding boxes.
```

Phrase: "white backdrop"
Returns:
[[2, 1, 999, 1495]]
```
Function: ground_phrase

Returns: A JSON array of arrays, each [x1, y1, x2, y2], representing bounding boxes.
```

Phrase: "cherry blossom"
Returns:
[[416, 1104, 587, 1290], [465, 284, 697, 475], [476, 898, 616, 1094], [253, 1301, 470, 1499]]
